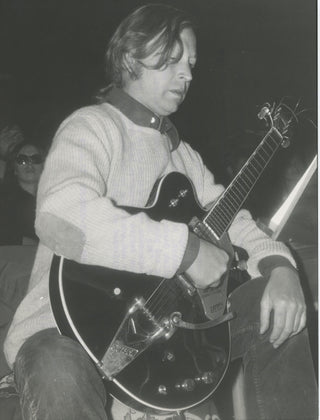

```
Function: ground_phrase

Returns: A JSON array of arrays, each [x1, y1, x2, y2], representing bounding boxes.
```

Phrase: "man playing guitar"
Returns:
[[4, 4, 317, 419]]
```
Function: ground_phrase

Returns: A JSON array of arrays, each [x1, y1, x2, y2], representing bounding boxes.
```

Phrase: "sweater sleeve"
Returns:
[[228, 209, 296, 278], [35, 108, 189, 279]]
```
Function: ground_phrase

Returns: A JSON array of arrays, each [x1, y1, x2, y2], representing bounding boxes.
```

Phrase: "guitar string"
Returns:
[[145, 279, 178, 316], [142, 278, 175, 312], [144, 278, 184, 324]]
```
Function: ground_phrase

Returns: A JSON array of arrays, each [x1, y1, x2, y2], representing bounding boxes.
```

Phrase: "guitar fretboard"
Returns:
[[203, 127, 283, 239]]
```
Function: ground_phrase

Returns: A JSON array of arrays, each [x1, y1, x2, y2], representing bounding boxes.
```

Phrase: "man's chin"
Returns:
[[162, 101, 181, 116]]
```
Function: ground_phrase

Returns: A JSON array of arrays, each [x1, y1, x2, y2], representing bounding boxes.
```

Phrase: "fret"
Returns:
[[228, 188, 243, 205], [207, 210, 227, 234], [234, 179, 248, 195], [255, 148, 268, 161], [224, 189, 245, 211], [207, 213, 224, 231], [219, 202, 234, 219], [246, 164, 259, 177], [263, 143, 273, 153], [219, 198, 234, 215], [259, 148, 270, 160], [211, 207, 229, 227], [250, 160, 261, 172], [223, 197, 237, 213], [253, 154, 266, 167], [238, 172, 252, 189], [206, 217, 224, 237], [268, 133, 280, 146], [206, 216, 224, 237], [215, 205, 231, 224], [242, 169, 255, 184]]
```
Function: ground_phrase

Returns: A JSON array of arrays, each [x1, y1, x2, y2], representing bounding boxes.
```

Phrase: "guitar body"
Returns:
[[50, 173, 232, 413]]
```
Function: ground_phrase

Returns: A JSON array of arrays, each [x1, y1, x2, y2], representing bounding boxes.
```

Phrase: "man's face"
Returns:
[[124, 27, 197, 116]]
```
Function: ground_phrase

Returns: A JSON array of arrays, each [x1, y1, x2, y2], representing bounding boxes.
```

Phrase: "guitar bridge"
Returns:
[[100, 297, 173, 379]]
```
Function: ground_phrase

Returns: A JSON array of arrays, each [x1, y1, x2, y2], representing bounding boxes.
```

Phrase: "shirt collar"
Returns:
[[104, 86, 180, 150]]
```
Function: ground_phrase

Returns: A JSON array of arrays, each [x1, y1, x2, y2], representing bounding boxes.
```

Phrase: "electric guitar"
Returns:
[[49, 101, 294, 414]]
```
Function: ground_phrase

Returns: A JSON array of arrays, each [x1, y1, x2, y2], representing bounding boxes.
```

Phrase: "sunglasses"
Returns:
[[15, 154, 44, 165]]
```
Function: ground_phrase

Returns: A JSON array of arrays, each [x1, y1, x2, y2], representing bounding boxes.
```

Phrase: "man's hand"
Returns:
[[260, 266, 306, 348], [185, 239, 229, 289]]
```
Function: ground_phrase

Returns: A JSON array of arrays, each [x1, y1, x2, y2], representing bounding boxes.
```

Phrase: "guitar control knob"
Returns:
[[201, 371, 215, 384], [169, 198, 179, 207], [158, 385, 167, 395], [178, 189, 188, 198], [162, 350, 175, 362], [175, 379, 195, 392]]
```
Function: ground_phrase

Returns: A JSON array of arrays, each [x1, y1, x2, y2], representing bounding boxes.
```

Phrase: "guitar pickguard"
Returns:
[[101, 297, 173, 378]]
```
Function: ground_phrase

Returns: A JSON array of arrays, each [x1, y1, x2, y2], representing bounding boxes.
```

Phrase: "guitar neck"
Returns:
[[203, 127, 284, 239]]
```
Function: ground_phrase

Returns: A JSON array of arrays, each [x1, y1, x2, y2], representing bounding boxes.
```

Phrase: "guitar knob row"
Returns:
[[158, 385, 168, 395], [168, 189, 189, 208], [157, 370, 216, 394], [175, 379, 195, 392], [195, 371, 215, 384]]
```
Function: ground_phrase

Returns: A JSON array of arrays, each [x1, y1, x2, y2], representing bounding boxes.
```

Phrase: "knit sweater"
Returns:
[[4, 102, 295, 367]]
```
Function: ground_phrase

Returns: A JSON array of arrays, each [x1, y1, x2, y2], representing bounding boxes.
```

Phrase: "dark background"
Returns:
[[0, 0, 317, 204]]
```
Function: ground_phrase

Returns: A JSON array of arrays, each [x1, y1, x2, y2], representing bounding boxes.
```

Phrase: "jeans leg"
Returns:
[[229, 277, 318, 420], [14, 328, 108, 420]]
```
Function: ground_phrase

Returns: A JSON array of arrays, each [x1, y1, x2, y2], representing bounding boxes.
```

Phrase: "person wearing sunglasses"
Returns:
[[0, 142, 45, 245]]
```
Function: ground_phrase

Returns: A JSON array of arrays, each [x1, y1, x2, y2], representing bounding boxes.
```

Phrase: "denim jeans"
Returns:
[[12, 277, 317, 420], [228, 277, 318, 420]]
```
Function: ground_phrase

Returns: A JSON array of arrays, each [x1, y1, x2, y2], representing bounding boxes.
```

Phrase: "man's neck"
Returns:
[[122, 85, 159, 116]]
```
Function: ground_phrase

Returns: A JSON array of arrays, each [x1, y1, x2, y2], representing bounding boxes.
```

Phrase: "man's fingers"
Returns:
[[272, 306, 296, 348], [260, 268, 307, 348], [272, 302, 307, 347], [269, 304, 287, 344], [291, 310, 307, 336], [297, 310, 307, 333], [260, 299, 271, 334]]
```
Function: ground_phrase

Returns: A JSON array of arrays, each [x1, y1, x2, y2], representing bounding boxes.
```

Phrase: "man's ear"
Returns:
[[123, 52, 136, 75]]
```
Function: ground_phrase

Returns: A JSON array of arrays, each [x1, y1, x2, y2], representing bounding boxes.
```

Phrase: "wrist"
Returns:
[[258, 255, 297, 279], [176, 232, 200, 275]]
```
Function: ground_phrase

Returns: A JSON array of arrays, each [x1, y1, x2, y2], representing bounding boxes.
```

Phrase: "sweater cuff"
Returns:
[[176, 232, 200, 274], [258, 255, 297, 278]]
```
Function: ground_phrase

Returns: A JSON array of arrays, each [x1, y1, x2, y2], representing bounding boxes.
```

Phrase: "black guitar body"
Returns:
[[49, 173, 232, 414]]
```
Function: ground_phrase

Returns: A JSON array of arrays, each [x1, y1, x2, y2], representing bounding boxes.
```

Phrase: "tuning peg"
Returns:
[[258, 105, 271, 120], [281, 136, 290, 148]]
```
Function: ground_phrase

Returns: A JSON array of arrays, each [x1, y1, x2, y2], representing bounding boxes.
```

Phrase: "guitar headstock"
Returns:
[[257, 100, 298, 148]]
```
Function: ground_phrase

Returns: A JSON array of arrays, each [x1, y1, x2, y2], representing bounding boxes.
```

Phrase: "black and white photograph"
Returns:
[[0, 1, 317, 419]]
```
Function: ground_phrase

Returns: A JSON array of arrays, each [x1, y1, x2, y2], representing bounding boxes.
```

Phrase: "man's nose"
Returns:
[[178, 62, 193, 82]]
